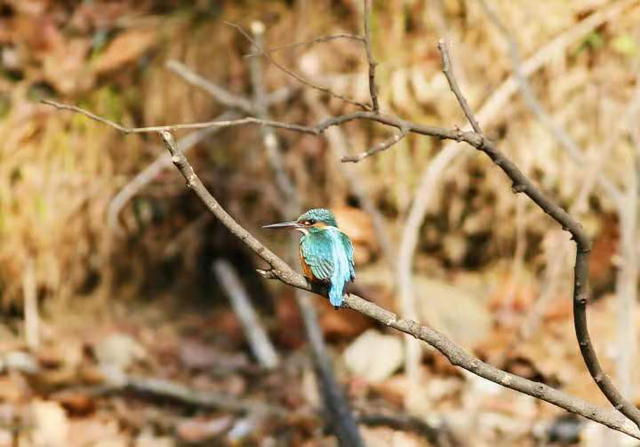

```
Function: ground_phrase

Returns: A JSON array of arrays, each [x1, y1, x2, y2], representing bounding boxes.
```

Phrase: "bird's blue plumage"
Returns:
[[301, 227, 355, 307], [263, 208, 355, 309]]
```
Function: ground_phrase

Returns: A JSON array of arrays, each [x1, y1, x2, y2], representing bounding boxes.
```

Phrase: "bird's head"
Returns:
[[262, 208, 338, 234]]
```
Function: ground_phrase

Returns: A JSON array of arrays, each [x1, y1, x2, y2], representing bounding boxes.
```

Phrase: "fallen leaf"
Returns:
[[51, 390, 96, 416], [95, 29, 156, 74], [176, 416, 233, 443]]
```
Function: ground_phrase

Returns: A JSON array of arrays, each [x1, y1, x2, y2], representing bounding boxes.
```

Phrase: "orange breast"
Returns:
[[299, 244, 315, 281]]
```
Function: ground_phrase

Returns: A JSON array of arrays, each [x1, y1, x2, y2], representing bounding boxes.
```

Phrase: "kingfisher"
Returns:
[[263, 208, 355, 308]]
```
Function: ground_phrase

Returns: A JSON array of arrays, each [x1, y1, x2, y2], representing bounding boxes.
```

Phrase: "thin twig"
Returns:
[[363, 0, 379, 113], [41, 100, 317, 134], [245, 33, 364, 57], [358, 414, 458, 447], [213, 259, 280, 369], [341, 126, 409, 162], [437, 41, 640, 431], [225, 21, 373, 111], [438, 40, 482, 133], [97, 374, 287, 417]]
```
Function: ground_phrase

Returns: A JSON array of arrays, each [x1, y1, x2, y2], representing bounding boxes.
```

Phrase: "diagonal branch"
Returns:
[[363, 0, 379, 113], [438, 41, 482, 134], [225, 21, 372, 111], [155, 128, 639, 440], [341, 126, 409, 162], [437, 40, 640, 431], [244, 33, 364, 57]]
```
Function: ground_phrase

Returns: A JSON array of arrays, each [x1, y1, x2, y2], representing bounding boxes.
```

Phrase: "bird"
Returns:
[[263, 208, 355, 308]]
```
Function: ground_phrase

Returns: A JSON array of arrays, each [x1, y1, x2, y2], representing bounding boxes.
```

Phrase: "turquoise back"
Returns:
[[300, 227, 355, 307]]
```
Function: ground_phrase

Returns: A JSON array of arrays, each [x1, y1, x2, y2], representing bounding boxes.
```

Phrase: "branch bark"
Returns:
[[436, 40, 640, 430]]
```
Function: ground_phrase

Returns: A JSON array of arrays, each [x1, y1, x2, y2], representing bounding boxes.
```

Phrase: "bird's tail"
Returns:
[[328, 282, 344, 308]]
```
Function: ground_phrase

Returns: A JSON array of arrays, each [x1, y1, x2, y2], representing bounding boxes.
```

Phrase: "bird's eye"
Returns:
[[307, 219, 316, 225]]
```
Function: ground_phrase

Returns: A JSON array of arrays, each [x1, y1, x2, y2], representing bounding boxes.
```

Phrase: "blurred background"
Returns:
[[1, 0, 640, 445]]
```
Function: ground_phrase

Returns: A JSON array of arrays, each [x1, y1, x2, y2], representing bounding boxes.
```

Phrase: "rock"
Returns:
[[1, 351, 39, 374], [93, 333, 145, 371], [28, 400, 69, 447], [343, 330, 404, 382]]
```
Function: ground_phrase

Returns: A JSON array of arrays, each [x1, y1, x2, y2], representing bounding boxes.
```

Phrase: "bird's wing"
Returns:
[[340, 231, 356, 281], [301, 232, 335, 281]]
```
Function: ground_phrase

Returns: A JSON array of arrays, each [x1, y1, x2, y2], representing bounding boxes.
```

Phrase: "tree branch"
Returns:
[[363, 0, 379, 113], [225, 21, 372, 111], [438, 41, 482, 134], [154, 130, 640, 439], [244, 33, 364, 58], [341, 126, 409, 162], [436, 40, 640, 430], [213, 259, 280, 370]]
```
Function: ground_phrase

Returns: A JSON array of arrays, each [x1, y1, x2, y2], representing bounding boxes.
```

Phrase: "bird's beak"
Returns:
[[262, 220, 301, 230]]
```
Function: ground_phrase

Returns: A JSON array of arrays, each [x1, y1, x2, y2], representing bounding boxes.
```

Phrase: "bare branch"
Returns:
[[438, 40, 482, 133], [213, 259, 280, 369], [42, 99, 488, 145], [152, 130, 640, 439], [363, 0, 379, 113], [437, 41, 640, 430], [395, 1, 635, 410], [245, 33, 364, 58], [476, 0, 623, 206], [341, 126, 409, 162], [42, 99, 320, 134], [225, 21, 373, 111]]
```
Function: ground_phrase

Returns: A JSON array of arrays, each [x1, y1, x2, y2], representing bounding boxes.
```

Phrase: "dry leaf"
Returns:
[[176, 416, 233, 443], [95, 29, 156, 75]]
